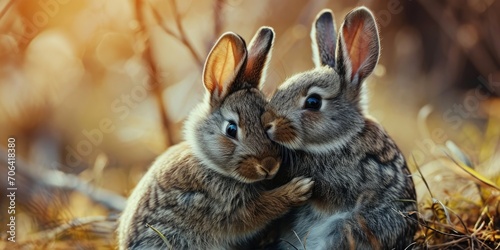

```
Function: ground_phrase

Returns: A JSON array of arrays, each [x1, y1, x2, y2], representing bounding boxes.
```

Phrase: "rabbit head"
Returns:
[[263, 7, 380, 153], [185, 27, 280, 183]]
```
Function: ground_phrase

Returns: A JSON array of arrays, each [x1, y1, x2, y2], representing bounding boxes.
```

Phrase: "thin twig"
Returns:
[[149, 0, 203, 67], [413, 155, 435, 198], [168, 0, 203, 66], [146, 223, 173, 249], [23, 215, 113, 243], [0, 0, 15, 22], [150, 4, 178, 37], [213, 0, 224, 39]]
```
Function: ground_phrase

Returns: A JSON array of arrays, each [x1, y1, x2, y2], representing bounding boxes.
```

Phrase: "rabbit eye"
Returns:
[[225, 121, 238, 139], [304, 94, 322, 110]]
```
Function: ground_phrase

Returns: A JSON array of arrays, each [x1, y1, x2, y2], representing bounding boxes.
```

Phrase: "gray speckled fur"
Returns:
[[264, 8, 418, 250]]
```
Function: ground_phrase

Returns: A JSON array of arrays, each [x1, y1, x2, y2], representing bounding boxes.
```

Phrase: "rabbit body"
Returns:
[[263, 8, 418, 250], [119, 141, 313, 249], [118, 27, 314, 250], [271, 117, 416, 250]]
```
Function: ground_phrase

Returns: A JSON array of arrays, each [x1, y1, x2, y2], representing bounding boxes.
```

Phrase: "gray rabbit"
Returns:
[[262, 7, 418, 250], [117, 27, 314, 250]]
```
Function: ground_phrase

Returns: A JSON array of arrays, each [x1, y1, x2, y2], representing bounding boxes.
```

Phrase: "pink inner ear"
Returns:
[[203, 34, 246, 98], [342, 18, 371, 80], [244, 53, 256, 80], [216, 42, 237, 96]]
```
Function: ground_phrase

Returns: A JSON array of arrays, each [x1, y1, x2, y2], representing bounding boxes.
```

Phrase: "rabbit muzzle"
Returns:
[[236, 156, 280, 182], [262, 110, 299, 147]]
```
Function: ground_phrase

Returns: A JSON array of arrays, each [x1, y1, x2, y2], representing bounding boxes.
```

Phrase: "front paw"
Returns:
[[280, 177, 314, 206]]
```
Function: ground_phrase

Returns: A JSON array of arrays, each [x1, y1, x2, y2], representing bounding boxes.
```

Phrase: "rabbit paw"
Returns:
[[280, 177, 314, 205]]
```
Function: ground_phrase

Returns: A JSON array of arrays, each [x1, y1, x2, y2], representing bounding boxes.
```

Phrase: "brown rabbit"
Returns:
[[117, 27, 314, 249], [262, 7, 418, 250]]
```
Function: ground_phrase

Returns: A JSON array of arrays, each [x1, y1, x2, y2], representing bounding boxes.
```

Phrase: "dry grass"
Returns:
[[414, 163, 500, 249], [412, 103, 500, 249]]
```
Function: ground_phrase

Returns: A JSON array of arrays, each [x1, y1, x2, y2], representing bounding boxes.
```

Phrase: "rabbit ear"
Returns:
[[203, 32, 247, 103], [336, 7, 380, 88], [311, 9, 337, 68], [242, 26, 275, 89]]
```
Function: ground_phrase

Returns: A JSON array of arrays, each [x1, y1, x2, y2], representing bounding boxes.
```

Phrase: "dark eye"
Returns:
[[226, 121, 238, 138], [304, 94, 322, 110]]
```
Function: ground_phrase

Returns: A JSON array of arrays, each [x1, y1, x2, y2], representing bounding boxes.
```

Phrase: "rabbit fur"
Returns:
[[262, 7, 418, 250], [118, 27, 314, 250]]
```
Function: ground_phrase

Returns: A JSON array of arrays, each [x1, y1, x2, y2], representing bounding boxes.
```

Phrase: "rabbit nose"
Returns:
[[260, 157, 280, 179], [265, 123, 274, 132], [264, 123, 275, 140], [261, 110, 276, 127], [262, 110, 277, 139]]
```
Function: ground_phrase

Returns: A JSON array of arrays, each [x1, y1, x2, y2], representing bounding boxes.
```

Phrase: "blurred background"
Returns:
[[0, 0, 499, 248]]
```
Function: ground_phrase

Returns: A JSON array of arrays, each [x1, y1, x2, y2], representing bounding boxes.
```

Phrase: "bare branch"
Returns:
[[0, 0, 15, 22], [150, 3, 179, 38], [168, 0, 203, 66], [22, 215, 115, 243], [135, 0, 174, 147], [213, 0, 224, 38], [39, 169, 126, 211], [0, 147, 126, 211], [145, 0, 203, 66]]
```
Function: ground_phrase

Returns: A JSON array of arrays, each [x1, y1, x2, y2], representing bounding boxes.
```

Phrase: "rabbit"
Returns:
[[261, 7, 418, 250], [117, 27, 315, 250]]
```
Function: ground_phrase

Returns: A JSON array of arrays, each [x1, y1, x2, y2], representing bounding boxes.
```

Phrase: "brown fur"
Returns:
[[117, 28, 314, 249]]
